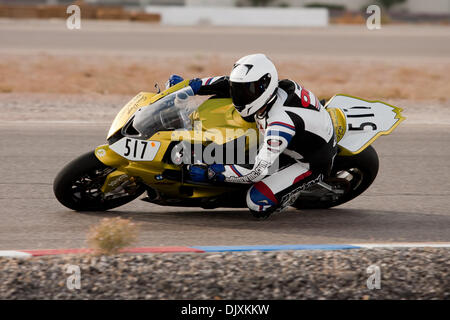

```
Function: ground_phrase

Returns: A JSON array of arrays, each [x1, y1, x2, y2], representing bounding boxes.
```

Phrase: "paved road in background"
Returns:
[[1, 19, 450, 59], [0, 122, 449, 250]]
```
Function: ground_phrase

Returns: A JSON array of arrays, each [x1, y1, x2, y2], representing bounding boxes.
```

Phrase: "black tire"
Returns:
[[293, 145, 379, 209], [53, 151, 145, 211]]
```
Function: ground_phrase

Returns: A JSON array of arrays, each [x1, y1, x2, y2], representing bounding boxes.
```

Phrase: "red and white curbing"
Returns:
[[0, 250, 34, 258], [1, 243, 450, 258], [0, 247, 203, 258]]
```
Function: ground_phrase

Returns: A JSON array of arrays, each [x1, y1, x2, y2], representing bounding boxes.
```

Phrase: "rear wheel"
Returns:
[[53, 151, 145, 211], [293, 146, 379, 209]]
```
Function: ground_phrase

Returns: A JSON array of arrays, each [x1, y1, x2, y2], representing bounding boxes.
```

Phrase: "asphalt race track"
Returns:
[[0, 20, 449, 251], [1, 20, 450, 59], [0, 122, 449, 250]]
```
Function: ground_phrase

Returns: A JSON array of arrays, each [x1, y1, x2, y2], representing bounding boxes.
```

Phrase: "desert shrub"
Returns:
[[87, 217, 138, 255]]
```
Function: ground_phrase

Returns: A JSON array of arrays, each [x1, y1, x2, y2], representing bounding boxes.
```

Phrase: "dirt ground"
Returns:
[[0, 53, 449, 102], [1, 20, 449, 102]]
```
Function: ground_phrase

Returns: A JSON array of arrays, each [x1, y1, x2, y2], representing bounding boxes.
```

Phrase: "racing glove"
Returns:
[[207, 164, 225, 182], [166, 74, 184, 89], [189, 78, 202, 95], [188, 164, 225, 183], [166, 75, 202, 95], [188, 165, 208, 182]]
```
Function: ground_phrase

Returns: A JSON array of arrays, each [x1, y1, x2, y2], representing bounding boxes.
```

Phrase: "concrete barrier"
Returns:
[[145, 6, 328, 27]]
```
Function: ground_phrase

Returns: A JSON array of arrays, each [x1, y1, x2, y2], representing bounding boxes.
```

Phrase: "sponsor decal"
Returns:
[[279, 174, 322, 208], [267, 139, 282, 147], [227, 160, 270, 183], [108, 174, 129, 187], [336, 125, 345, 140], [96, 148, 106, 158]]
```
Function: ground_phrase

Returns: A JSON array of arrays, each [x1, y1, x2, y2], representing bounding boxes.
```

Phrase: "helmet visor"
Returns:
[[230, 73, 271, 110]]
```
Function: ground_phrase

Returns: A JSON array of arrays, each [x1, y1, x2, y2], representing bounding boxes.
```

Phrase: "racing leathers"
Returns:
[[195, 76, 337, 214]]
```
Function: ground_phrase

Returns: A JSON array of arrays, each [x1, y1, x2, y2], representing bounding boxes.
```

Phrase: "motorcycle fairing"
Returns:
[[95, 142, 234, 197]]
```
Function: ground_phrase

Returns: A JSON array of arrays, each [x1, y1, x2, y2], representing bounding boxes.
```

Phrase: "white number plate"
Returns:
[[326, 95, 404, 153], [110, 137, 161, 161]]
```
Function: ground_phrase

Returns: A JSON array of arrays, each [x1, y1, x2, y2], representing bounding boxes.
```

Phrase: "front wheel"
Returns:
[[53, 151, 145, 211], [293, 145, 379, 209]]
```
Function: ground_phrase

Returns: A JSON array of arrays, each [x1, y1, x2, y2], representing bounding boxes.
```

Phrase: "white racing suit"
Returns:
[[197, 76, 337, 214]]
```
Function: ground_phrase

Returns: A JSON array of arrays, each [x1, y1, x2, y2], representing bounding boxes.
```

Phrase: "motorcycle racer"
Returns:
[[169, 54, 337, 218]]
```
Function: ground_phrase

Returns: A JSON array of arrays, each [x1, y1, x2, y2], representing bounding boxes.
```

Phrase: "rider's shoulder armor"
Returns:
[[266, 79, 335, 164]]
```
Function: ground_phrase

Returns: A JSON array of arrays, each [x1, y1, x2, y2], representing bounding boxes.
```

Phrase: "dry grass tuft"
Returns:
[[87, 217, 139, 255]]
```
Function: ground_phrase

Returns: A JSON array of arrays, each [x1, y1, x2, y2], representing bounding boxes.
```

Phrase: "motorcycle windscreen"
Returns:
[[133, 102, 192, 140], [107, 92, 157, 139], [130, 86, 194, 139], [107, 80, 192, 140], [326, 94, 405, 154]]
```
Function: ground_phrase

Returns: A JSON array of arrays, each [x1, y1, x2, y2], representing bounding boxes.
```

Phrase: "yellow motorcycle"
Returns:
[[53, 79, 404, 212]]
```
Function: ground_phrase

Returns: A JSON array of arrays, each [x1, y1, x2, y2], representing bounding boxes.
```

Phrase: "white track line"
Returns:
[[353, 243, 450, 248]]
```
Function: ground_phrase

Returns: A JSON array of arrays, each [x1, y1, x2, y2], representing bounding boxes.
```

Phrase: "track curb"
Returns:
[[1, 243, 450, 258]]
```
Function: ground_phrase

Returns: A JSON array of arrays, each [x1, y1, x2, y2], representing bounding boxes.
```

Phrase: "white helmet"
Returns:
[[229, 53, 278, 118]]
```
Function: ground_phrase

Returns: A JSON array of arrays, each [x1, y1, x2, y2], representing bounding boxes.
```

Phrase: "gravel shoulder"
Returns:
[[1, 248, 448, 299]]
